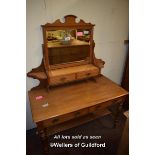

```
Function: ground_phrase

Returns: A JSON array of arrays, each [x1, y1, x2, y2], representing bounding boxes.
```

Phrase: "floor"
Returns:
[[27, 111, 126, 155]]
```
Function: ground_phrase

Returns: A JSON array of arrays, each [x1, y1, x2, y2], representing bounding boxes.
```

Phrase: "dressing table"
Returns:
[[27, 15, 128, 154]]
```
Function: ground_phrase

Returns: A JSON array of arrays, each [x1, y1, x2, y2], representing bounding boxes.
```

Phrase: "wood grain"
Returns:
[[49, 64, 99, 76], [28, 75, 128, 123], [40, 15, 104, 87], [27, 15, 105, 88]]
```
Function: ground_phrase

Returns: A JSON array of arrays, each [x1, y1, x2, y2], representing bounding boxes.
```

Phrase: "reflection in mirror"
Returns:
[[76, 29, 90, 42], [46, 29, 91, 65], [46, 29, 90, 47], [47, 29, 75, 43], [48, 46, 90, 65]]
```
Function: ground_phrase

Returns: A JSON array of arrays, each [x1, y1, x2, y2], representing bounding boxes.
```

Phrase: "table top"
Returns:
[[28, 75, 128, 123]]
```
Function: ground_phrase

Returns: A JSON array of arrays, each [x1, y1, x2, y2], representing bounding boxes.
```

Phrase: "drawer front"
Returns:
[[77, 69, 99, 80], [113, 97, 125, 104], [43, 108, 89, 127], [51, 73, 75, 85], [89, 100, 113, 113], [89, 97, 124, 113]]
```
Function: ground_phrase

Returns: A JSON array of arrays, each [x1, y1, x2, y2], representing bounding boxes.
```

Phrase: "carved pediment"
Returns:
[[42, 15, 95, 27]]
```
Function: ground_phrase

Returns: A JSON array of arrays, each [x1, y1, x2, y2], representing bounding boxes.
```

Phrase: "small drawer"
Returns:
[[51, 73, 75, 85], [43, 108, 89, 127], [77, 69, 99, 80]]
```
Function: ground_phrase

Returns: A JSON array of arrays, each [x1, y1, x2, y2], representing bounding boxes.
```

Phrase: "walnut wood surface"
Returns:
[[50, 59, 90, 69], [28, 75, 128, 123], [41, 15, 95, 28], [27, 60, 45, 79], [49, 64, 98, 76], [27, 62, 101, 87], [27, 71, 47, 80]]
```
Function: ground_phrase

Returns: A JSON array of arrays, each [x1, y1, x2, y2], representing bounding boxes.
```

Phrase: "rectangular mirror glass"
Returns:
[[46, 29, 91, 65]]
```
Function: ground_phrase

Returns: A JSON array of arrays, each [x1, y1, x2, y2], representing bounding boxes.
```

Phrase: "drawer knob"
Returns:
[[113, 98, 122, 104], [60, 77, 66, 81], [86, 73, 91, 76], [52, 118, 59, 123], [75, 111, 80, 117], [96, 105, 101, 110]]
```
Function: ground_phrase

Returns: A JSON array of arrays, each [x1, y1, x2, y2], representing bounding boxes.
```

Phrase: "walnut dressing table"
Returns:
[[28, 75, 128, 154], [27, 15, 128, 154]]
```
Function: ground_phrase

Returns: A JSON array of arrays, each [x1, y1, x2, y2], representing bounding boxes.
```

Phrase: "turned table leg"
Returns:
[[40, 131, 49, 154], [37, 124, 50, 155], [113, 101, 124, 128]]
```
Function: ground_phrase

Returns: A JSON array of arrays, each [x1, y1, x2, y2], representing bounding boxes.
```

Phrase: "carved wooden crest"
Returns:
[[42, 15, 95, 27]]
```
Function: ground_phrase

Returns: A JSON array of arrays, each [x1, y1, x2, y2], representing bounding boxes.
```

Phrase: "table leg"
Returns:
[[113, 101, 124, 128], [37, 126, 49, 155]]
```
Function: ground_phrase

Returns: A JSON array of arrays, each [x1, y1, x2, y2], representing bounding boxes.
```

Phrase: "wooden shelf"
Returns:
[[27, 71, 47, 80], [27, 64, 99, 80]]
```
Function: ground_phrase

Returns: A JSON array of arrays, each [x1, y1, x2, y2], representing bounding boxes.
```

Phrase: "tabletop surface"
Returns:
[[28, 75, 128, 123]]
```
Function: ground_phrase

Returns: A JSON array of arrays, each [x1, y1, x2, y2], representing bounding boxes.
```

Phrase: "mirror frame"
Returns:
[[41, 15, 95, 70]]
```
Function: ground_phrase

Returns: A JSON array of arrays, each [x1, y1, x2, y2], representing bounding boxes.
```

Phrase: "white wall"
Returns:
[[26, 0, 129, 130]]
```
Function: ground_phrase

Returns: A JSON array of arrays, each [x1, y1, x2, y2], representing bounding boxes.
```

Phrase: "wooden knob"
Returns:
[[60, 77, 66, 81], [52, 118, 59, 123], [86, 73, 91, 76], [75, 111, 80, 117], [95, 105, 101, 110]]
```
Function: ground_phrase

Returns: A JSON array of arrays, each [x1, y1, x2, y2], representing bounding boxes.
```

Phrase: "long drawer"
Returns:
[[89, 97, 124, 113], [42, 108, 89, 127], [41, 97, 124, 128]]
